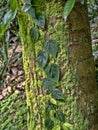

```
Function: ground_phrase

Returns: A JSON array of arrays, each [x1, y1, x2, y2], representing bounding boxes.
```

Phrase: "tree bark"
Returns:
[[17, 0, 98, 130], [67, 2, 98, 130]]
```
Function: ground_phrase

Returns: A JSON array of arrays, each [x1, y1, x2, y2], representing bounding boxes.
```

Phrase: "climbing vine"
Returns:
[[22, 0, 74, 130]]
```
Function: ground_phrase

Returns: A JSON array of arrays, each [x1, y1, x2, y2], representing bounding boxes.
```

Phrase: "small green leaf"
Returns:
[[52, 89, 64, 100], [0, 25, 7, 36], [3, 9, 17, 25], [46, 104, 53, 114], [2, 9, 17, 34], [37, 51, 48, 68], [64, 0, 75, 21], [30, 27, 39, 41], [45, 40, 58, 58], [45, 118, 54, 129], [27, 7, 36, 18], [63, 123, 73, 130], [23, 4, 36, 19], [42, 78, 54, 93], [35, 15, 45, 28], [45, 64, 60, 82], [55, 110, 65, 123]]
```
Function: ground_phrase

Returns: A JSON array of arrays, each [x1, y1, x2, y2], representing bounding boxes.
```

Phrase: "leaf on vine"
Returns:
[[35, 15, 45, 28], [37, 51, 48, 68], [52, 89, 64, 100], [46, 104, 53, 114], [45, 118, 54, 129], [23, 4, 36, 19], [64, 0, 75, 21], [54, 110, 65, 123], [44, 40, 58, 58], [42, 78, 54, 93], [30, 27, 39, 41], [24, 0, 31, 5], [46, 102, 54, 114], [28, 7, 36, 18], [45, 64, 60, 82]]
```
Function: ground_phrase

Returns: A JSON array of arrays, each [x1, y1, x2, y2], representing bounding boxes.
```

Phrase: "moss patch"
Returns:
[[0, 92, 27, 130]]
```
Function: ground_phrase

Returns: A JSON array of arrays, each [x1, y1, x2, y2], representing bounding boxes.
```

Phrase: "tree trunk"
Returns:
[[17, 0, 98, 130], [67, 2, 98, 130]]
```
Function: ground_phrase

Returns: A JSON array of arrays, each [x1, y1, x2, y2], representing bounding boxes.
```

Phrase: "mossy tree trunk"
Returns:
[[67, 2, 98, 130], [17, 0, 98, 130]]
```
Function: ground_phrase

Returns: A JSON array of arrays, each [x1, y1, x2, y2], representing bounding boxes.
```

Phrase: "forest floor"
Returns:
[[0, 42, 27, 129], [0, 20, 98, 130]]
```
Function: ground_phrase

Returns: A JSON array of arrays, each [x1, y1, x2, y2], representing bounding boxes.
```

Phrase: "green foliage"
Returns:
[[34, 10, 67, 128], [64, 0, 75, 20], [35, 22, 66, 128], [3, 10, 17, 27], [45, 64, 60, 83], [0, 0, 17, 36], [0, 0, 17, 62], [45, 118, 54, 130], [0, 92, 27, 130], [52, 89, 64, 101], [19, 1, 66, 129], [35, 15, 45, 28], [37, 51, 48, 68], [27, 6, 35, 19], [43, 78, 54, 93], [23, 4, 36, 19], [0, 0, 18, 88], [30, 27, 39, 41], [10, 0, 17, 11], [23, 0, 45, 28], [1, 0, 97, 129], [54, 110, 65, 123], [45, 40, 58, 58]]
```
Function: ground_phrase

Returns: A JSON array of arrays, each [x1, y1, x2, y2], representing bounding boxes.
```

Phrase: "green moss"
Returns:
[[32, 0, 45, 14], [46, 1, 89, 130], [0, 93, 27, 130]]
